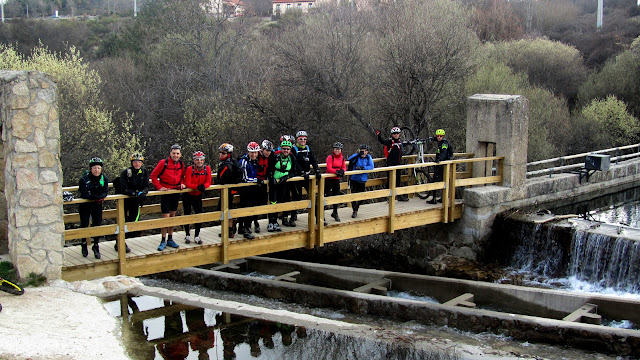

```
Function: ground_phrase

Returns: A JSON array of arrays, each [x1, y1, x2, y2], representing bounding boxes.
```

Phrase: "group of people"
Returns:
[[76, 128, 450, 259]]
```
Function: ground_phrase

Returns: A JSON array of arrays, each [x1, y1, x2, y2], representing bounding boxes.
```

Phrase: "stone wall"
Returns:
[[0, 70, 65, 280]]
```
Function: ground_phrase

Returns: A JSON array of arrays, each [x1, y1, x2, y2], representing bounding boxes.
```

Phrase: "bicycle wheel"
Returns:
[[415, 169, 432, 199], [400, 127, 415, 155], [0, 279, 24, 295]]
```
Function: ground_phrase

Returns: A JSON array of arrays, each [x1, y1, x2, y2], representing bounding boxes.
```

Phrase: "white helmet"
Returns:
[[296, 130, 308, 138], [391, 127, 401, 134]]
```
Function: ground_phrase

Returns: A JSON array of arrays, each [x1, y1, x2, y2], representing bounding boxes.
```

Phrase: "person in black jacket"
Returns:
[[290, 130, 321, 223], [78, 157, 109, 259], [428, 129, 453, 204], [377, 127, 409, 201], [119, 152, 149, 248], [217, 143, 239, 238]]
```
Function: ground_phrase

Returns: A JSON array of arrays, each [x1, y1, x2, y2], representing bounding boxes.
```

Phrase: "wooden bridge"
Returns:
[[61, 154, 503, 281]]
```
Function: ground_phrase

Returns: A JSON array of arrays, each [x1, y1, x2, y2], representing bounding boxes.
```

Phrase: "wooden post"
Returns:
[[407, 156, 416, 198], [221, 188, 229, 264], [116, 197, 127, 275], [442, 163, 450, 224], [388, 168, 396, 234], [498, 157, 504, 186], [317, 176, 325, 247], [307, 176, 316, 249], [448, 163, 456, 222]]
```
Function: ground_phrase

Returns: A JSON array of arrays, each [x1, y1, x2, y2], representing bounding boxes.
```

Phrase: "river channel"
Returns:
[[103, 197, 640, 359]]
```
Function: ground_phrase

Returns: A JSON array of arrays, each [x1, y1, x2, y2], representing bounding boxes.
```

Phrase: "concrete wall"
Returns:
[[466, 94, 529, 199], [0, 70, 65, 280]]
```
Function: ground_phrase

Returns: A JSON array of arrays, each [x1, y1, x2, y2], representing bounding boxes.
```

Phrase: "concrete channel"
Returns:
[[154, 256, 640, 357]]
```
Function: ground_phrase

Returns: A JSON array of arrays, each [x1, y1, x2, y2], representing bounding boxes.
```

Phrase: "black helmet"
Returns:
[[332, 142, 343, 149], [359, 144, 369, 150], [89, 157, 103, 168]]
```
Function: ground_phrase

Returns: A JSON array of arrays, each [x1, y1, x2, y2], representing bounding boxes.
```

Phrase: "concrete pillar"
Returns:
[[0, 70, 65, 280], [466, 94, 529, 200]]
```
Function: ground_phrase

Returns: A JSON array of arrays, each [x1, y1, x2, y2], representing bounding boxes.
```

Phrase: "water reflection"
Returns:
[[103, 295, 306, 360]]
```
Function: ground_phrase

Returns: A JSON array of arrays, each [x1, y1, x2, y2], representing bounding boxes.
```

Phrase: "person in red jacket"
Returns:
[[183, 151, 211, 245], [325, 142, 346, 222], [151, 144, 186, 251]]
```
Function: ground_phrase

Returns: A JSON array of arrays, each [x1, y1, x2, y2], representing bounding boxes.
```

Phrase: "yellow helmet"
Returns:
[[436, 129, 445, 136]]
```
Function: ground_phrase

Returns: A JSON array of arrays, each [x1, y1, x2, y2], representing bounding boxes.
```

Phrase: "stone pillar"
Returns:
[[466, 94, 529, 200], [0, 70, 64, 280]]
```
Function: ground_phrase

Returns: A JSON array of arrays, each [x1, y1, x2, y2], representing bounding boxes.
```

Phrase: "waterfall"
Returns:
[[505, 217, 640, 295], [568, 230, 640, 293]]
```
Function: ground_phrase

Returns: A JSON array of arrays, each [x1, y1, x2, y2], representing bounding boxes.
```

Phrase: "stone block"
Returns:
[[39, 170, 59, 184], [16, 169, 39, 190], [14, 139, 37, 153], [12, 81, 29, 96], [39, 150, 57, 168], [450, 246, 476, 260], [37, 88, 56, 104], [27, 101, 49, 117], [12, 153, 38, 169], [34, 129, 46, 148], [33, 113, 49, 129], [19, 190, 49, 207], [9, 95, 29, 110], [33, 205, 62, 225], [16, 254, 45, 278], [13, 208, 32, 228], [48, 250, 64, 267], [11, 110, 32, 139], [463, 186, 511, 208]]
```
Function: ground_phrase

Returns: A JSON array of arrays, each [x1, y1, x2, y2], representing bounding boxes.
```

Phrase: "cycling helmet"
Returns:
[[390, 127, 401, 134], [280, 134, 294, 143], [436, 129, 445, 136], [219, 143, 234, 153], [261, 139, 274, 151], [359, 144, 369, 150], [63, 191, 75, 202], [89, 157, 103, 168], [171, 144, 182, 150], [193, 151, 205, 160], [130, 152, 144, 162], [332, 142, 343, 149], [247, 141, 260, 152], [280, 140, 293, 148], [296, 130, 308, 138]]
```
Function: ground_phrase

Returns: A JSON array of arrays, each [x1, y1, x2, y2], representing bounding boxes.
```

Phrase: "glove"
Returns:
[[314, 167, 320, 175], [137, 192, 147, 204], [96, 198, 104, 205], [375, 130, 380, 136], [303, 172, 310, 181], [336, 169, 345, 177], [356, 166, 364, 170], [197, 184, 206, 192], [257, 178, 264, 186]]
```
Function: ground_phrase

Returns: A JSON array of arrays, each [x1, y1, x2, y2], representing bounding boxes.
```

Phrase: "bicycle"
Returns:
[[398, 127, 436, 200], [0, 276, 24, 296]]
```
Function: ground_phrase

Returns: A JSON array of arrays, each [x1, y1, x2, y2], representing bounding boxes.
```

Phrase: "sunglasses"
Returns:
[[281, 147, 291, 151]]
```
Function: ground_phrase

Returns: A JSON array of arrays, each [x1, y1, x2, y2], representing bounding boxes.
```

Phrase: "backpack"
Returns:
[[112, 176, 123, 194], [232, 159, 243, 184], [157, 158, 184, 177], [347, 155, 357, 172]]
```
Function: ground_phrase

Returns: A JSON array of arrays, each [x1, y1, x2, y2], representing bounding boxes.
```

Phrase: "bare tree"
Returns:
[[372, 0, 479, 137]]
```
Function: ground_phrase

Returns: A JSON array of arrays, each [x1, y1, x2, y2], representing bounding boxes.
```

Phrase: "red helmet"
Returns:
[[391, 127, 401, 134], [193, 151, 205, 160], [247, 141, 260, 152]]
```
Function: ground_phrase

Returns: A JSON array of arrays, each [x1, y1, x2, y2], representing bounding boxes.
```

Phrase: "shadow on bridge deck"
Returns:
[[62, 198, 462, 281]]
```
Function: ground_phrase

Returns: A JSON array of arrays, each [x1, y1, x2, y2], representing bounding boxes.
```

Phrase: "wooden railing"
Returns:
[[63, 155, 502, 270]]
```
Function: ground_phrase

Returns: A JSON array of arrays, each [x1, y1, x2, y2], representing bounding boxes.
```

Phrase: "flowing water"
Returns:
[[503, 199, 640, 300]]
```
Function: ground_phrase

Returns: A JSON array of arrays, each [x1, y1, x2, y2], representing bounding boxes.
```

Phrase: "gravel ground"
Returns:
[[0, 282, 129, 360]]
